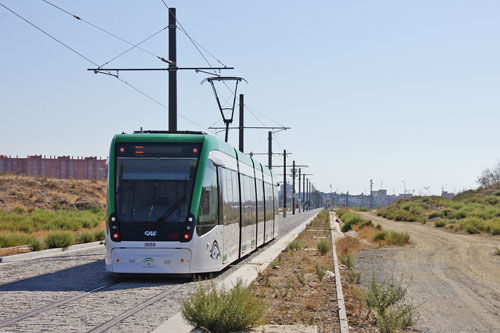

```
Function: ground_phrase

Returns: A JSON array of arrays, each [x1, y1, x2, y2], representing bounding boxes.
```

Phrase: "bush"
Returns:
[[180, 279, 266, 333], [287, 239, 303, 251], [338, 251, 354, 269], [0, 233, 30, 248], [314, 263, 327, 281], [77, 231, 94, 243], [29, 238, 43, 251], [385, 231, 410, 246], [374, 231, 388, 241], [44, 231, 74, 248], [92, 229, 105, 241], [434, 219, 447, 228], [317, 239, 331, 255]]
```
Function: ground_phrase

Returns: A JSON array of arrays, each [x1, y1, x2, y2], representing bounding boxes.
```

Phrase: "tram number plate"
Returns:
[[144, 242, 156, 247]]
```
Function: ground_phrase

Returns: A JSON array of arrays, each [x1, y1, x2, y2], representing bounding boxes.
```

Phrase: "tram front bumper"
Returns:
[[110, 248, 192, 274]]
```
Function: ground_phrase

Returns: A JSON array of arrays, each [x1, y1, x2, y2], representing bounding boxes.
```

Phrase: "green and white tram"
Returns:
[[105, 131, 279, 274]]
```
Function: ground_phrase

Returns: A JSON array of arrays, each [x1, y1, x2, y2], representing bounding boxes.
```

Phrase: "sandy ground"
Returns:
[[355, 212, 500, 333]]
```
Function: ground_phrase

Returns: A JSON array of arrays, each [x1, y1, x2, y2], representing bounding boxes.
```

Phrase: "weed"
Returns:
[[434, 219, 447, 227], [316, 239, 331, 255], [373, 231, 388, 241], [77, 231, 94, 243], [345, 270, 361, 284], [376, 223, 382, 229], [305, 300, 317, 311], [29, 238, 43, 251], [314, 263, 327, 281], [44, 231, 74, 248], [92, 229, 105, 241], [12, 206, 25, 214], [180, 279, 266, 333], [294, 270, 306, 286], [287, 239, 303, 251], [338, 251, 354, 269], [0, 233, 30, 248], [385, 231, 410, 246], [495, 247, 500, 256]]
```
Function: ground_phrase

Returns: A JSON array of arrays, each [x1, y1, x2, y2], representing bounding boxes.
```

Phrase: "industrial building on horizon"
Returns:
[[0, 155, 107, 180]]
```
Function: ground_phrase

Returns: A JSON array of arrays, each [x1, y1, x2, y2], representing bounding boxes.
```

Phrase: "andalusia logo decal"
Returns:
[[210, 240, 220, 261], [143, 257, 155, 266]]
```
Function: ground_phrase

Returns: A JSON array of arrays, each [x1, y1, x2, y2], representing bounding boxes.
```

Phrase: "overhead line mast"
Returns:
[[88, 8, 234, 131]]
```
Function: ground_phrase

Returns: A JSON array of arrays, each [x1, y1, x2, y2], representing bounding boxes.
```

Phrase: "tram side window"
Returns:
[[264, 182, 274, 221], [222, 168, 240, 226], [241, 174, 257, 227], [273, 184, 279, 216], [256, 179, 265, 222], [197, 160, 218, 236]]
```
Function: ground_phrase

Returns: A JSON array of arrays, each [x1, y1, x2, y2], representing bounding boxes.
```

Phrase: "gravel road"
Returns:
[[355, 212, 500, 333], [0, 210, 318, 332]]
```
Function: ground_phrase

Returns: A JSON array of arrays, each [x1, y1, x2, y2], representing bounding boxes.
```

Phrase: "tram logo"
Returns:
[[210, 240, 221, 261], [144, 231, 157, 237], [143, 257, 155, 266]]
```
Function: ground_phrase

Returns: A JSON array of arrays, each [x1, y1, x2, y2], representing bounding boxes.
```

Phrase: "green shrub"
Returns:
[[92, 229, 105, 241], [0, 233, 30, 248], [434, 219, 447, 228], [317, 239, 331, 255], [287, 239, 303, 251], [338, 251, 354, 269], [374, 231, 388, 241], [77, 231, 94, 243], [315, 263, 327, 281], [345, 270, 361, 284], [44, 231, 74, 248], [29, 237, 43, 251], [13, 206, 25, 214], [385, 231, 410, 246], [180, 279, 266, 333]]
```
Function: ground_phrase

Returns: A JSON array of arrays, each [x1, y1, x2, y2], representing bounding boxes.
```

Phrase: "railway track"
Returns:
[[0, 278, 187, 332]]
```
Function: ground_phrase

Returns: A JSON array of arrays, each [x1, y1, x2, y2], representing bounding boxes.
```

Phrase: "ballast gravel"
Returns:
[[0, 210, 318, 332]]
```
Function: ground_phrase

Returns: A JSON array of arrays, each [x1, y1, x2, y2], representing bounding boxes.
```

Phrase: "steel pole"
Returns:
[[239, 94, 244, 152], [168, 8, 177, 132], [283, 149, 286, 217], [268, 131, 272, 169], [298, 168, 301, 213], [292, 160, 296, 215]]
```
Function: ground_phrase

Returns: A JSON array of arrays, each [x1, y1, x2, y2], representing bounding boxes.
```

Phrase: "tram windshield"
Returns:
[[116, 158, 198, 223]]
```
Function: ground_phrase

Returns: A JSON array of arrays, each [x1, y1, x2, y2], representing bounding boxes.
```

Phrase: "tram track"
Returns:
[[0, 281, 119, 329], [88, 283, 186, 333], [0, 211, 318, 332]]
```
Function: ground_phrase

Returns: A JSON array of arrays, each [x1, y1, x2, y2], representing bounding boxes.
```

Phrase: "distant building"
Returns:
[[0, 155, 107, 180], [441, 191, 455, 199]]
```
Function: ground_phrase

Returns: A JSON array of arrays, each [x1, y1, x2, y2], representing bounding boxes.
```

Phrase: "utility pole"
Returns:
[[89, 8, 234, 132], [283, 149, 286, 218], [292, 160, 296, 215], [370, 179, 373, 209], [303, 176, 306, 211], [239, 94, 244, 152], [298, 168, 301, 213], [268, 131, 272, 169], [168, 8, 177, 131]]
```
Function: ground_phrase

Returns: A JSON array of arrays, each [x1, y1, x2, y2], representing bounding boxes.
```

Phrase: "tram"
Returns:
[[105, 131, 279, 274]]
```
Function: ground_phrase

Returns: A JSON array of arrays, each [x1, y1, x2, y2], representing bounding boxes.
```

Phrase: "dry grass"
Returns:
[[336, 236, 362, 256]]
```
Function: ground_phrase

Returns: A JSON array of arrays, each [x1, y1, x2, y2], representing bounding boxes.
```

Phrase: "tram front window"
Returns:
[[116, 158, 197, 223]]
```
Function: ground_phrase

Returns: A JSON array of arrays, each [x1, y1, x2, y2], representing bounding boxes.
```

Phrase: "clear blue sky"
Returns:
[[1, 0, 499, 195]]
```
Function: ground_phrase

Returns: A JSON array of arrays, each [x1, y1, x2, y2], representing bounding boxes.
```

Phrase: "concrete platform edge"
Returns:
[[0, 241, 104, 263], [330, 212, 349, 333], [154, 211, 320, 333]]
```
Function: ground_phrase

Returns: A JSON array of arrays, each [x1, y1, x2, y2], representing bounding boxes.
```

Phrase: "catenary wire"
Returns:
[[1, 2, 210, 132], [40, 0, 166, 63], [99, 26, 168, 68], [160, 0, 213, 68], [0, 2, 99, 66]]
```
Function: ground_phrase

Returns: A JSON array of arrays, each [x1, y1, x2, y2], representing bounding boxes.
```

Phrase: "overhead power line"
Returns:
[[0, 2, 99, 66], [1, 2, 209, 132], [40, 0, 167, 66]]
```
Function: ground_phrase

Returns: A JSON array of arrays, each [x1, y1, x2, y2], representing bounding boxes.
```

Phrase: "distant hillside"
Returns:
[[0, 174, 106, 212], [377, 184, 500, 235]]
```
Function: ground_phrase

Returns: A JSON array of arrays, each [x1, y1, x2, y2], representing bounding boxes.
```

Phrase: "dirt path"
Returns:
[[355, 212, 500, 333]]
